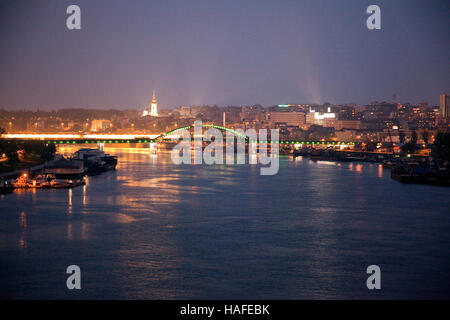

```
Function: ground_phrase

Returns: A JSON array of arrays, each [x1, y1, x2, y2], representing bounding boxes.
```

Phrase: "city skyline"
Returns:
[[0, 96, 447, 112], [0, 0, 449, 110]]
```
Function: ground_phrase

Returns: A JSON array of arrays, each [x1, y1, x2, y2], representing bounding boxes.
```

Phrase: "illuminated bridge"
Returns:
[[3, 124, 357, 146]]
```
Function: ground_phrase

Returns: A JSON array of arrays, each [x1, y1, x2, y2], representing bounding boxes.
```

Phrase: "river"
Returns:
[[1, 146, 449, 299]]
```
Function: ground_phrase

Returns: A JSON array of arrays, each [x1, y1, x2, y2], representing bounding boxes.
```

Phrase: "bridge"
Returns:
[[2, 124, 358, 146]]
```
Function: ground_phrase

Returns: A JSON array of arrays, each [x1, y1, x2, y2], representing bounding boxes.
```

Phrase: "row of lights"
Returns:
[[47, 140, 357, 145]]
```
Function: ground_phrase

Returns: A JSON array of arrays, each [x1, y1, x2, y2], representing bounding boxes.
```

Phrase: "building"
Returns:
[[240, 105, 266, 123], [270, 111, 306, 127], [143, 91, 159, 117], [335, 120, 362, 130], [418, 101, 429, 109], [176, 106, 204, 118], [178, 106, 193, 117], [305, 111, 336, 126], [335, 129, 358, 142], [440, 93, 450, 119], [91, 119, 112, 132]]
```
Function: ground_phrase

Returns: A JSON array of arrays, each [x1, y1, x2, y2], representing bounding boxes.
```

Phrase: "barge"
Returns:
[[391, 162, 450, 186], [71, 148, 117, 175]]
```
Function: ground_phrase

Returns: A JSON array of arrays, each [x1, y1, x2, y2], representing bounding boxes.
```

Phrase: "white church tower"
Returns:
[[142, 90, 158, 117], [150, 90, 158, 116]]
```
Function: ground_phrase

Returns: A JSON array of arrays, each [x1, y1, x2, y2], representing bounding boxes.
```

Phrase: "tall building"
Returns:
[[440, 93, 450, 119], [142, 90, 159, 117]]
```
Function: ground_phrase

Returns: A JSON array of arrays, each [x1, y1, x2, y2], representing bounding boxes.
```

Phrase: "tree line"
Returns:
[[0, 127, 56, 165]]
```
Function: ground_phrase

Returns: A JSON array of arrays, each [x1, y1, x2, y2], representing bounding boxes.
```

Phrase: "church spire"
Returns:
[[150, 90, 158, 116], [141, 90, 159, 117]]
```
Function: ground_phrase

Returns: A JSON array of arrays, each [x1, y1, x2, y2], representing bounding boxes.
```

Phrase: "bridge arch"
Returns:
[[155, 124, 248, 141]]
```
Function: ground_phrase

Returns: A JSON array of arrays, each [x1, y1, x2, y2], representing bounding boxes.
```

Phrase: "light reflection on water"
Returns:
[[0, 146, 450, 299]]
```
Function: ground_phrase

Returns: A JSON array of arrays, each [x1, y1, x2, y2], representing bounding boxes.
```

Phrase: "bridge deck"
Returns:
[[3, 138, 358, 146]]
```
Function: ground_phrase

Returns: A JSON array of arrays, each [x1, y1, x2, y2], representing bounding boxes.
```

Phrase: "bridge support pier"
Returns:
[[249, 141, 257, 164], [149, 142, 157, 154]]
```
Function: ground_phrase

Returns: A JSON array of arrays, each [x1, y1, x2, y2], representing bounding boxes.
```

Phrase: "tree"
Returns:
[[5, 141, 19, 165], [422, 131, 429, 145], [39, 143, 56, 161], [399, 132, 406, 144], [1, 139, 56, 165], [433, 132, 450, 162], [401, 131, 418, 154], [411, 130, 418, 146], [0, 127, 16, 163]]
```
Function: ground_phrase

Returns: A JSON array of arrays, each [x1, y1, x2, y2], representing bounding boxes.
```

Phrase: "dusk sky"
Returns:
[[0, 0, 449, 110]]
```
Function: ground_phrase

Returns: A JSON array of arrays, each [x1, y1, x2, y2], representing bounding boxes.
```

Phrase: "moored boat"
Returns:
[[42, 159, 86, 188], [10, 159, 86, 189], [71, 148, 117, 175], [0, 180, 14, 194], [391, 162, 450, 186]]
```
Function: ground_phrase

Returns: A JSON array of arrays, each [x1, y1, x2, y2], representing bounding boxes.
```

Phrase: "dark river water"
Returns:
[[1, 146, 449, 299]]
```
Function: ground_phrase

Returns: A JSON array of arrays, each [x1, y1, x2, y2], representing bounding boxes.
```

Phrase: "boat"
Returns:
[[382, 160, 392, 169], [391, 162, 450, 186], [45, 177, 85, 188], [11, 162, 86, 189], [337, 155, 366, 162], [0, 180, 14, 194], [42, 159, 86, 187], [293, 148, 312, 158], [71, 148, 118, 175]]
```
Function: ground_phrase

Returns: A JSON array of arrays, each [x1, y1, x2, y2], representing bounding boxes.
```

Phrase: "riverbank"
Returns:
[[0, 159, 46, 177], [293, 148, 398, 163], [1, 147, 118, 193]]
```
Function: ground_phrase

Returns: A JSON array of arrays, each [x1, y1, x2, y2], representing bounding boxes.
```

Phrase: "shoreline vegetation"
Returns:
[[0, 127, 56, 177], [0, 158, 46, 175]]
